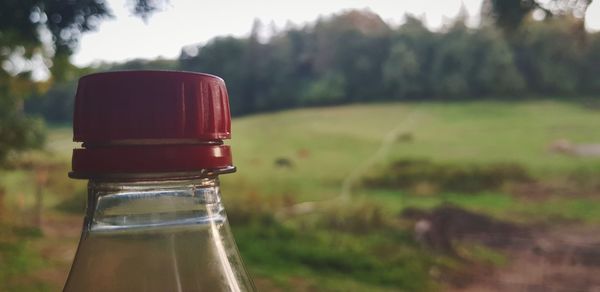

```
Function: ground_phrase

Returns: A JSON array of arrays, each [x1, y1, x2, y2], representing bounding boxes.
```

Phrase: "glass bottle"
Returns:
[[63, 71, 255, 292]]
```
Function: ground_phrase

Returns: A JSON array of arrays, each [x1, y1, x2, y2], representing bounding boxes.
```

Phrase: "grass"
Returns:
[[223, 100, 600, 204], [387, 101, 600, 174], [0, 225, 49, 292], [222, 100, 600, 289], [234, 219, 443, 291], [368, 189, 600, 224], [2, 100, 600, 291], [225, 100, 600, 218]]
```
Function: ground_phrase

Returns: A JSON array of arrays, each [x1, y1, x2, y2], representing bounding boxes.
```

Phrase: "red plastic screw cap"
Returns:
[[74, 70, 231, 142], [71, 71, 234, 178]]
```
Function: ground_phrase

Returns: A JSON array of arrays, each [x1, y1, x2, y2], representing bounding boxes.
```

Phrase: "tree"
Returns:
[[382, 43, 422, 99], [179, 37, 248, 115], [471, 28, 525, 95], [311, 10, 391, 101], [582, 32, 600, 93], [483, 0, 593, 31], [512, 17, 584, 94], [0, 68, 46, 164], [302, 72, 346, 105], [24, 80, 77, 124], [0, 0, 165, 164], [24, 58, 177, 124], [383, 15, 436, 99], [429, 21, 473, 98]]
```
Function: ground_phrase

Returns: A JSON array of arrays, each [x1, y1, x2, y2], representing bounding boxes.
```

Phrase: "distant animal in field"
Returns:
[[248, 158, 262, 166], [274, 157, 294, 168], [297, 148, 310, 159], [395, 132, 414, 143], [549, 139, 600, 157]]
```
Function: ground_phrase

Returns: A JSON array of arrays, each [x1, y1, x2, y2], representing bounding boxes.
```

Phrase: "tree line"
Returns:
[[26, 9, 600, 121], [2, 0, 595, 163]]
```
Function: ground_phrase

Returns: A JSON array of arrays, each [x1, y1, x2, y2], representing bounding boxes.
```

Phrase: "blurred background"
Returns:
[[2, 0, 600, 291]]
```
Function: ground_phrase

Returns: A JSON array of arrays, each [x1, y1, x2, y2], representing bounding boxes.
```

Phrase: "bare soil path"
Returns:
[[454, 225, 600, 292]]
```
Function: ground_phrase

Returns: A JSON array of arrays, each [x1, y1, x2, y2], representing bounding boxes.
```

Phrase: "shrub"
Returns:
[[364, 159, 531, 193]]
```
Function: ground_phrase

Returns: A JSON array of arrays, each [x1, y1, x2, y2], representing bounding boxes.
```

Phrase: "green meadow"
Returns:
[[2, 100, 600, 291]]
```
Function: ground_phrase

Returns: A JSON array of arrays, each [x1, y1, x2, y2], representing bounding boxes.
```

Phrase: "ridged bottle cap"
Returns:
[[74, 70, 231, 142], [70, 71, 234, 178]]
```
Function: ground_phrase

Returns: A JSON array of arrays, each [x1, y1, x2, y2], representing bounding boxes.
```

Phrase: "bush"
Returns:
[[234, 219, 440, 290], [319, 203, 388, 233], [364, 159, 531, 193], [0, 224, 47, 291]]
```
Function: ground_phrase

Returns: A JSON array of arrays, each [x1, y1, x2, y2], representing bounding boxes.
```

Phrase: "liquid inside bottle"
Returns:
[[64, 177, 254, 292]]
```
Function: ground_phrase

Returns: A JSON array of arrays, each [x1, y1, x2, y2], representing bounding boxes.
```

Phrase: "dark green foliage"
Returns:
[[0, 105, 45, 165], [383, 42, 423, 99], [511, 18, 585, 94], [302, 72, 346, 105], [364, 159, 531, 193], [319, 203, 388, 233], [582, 32, 600, 93], [175, 11, 599, 115], [427, 20, 526, 98], [483, 0, 592, 32], [0, 0, 111, 56], [484, 0, 540, 31], [180, 37, 250, 115], [25, 10, 600, 119], [233, 219, 440, 291], [25, 58, 178, 123], [179, 10, 392, 115], [0, 0, 165, 165], [0, 224, 46, 291], [226, 191, 445, 290], [25, 81, 77, 123]]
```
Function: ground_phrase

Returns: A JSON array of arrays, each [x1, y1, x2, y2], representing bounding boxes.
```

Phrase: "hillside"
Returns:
[[224, 100, 600, 199], [3, 100, 600, 291]]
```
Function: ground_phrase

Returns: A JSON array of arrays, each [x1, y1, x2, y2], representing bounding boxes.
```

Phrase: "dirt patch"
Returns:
[[401, 205, 600, 291], [401, 205, 526, 254], [510, 181, 576, 200], [510, 176, 600, 201], [402, 206, 600, 291], [453, 226, 600, 292]]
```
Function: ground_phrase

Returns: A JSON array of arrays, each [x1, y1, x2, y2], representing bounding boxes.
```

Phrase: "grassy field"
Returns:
[[223, 101, 600, 219], [2, 100, 600, 291]]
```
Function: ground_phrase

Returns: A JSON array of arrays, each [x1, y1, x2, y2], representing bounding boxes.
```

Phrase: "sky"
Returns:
[[72, 0, 600, 66]]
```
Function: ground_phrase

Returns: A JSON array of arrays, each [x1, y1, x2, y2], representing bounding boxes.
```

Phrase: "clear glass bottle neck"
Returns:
[[84, 176, 224, 234]]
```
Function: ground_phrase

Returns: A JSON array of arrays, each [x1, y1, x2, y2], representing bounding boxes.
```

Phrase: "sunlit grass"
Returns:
[[4, 100, 600, 291], [223, 100, 600, 203]]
